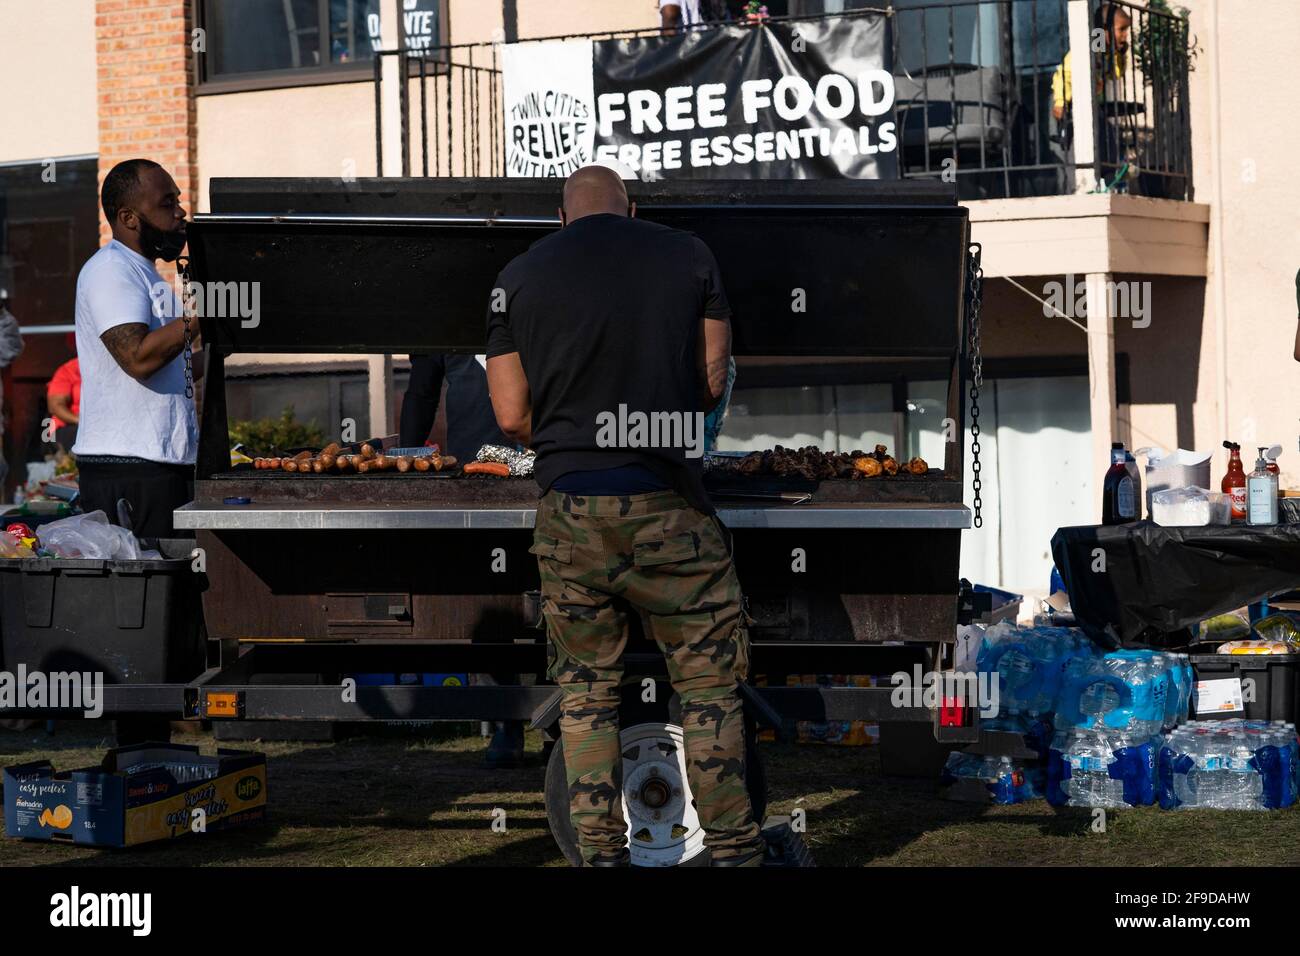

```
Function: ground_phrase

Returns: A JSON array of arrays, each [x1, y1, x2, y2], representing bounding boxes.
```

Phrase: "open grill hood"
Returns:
[[193, 177, 969, 358]]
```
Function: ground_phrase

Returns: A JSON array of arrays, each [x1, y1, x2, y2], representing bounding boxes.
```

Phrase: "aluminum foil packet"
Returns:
[[476, 444, 535, 477]]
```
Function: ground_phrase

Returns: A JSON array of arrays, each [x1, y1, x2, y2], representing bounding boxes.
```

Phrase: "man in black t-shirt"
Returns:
[[485, 166, 765, 867]]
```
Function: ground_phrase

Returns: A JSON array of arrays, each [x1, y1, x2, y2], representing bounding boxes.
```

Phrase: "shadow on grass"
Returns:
[[2, 723, 564, 867], [759, 741, 1109, 865]]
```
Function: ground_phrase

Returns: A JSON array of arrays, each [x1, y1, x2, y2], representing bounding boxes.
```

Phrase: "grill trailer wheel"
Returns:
[[545, 683, 767, 868]]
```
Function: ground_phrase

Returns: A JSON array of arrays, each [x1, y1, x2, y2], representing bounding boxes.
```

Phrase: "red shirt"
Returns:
[[47, 358, 81, 430]]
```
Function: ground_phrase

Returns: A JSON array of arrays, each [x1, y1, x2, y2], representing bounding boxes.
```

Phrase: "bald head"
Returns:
[[560, 165, 633, 225]]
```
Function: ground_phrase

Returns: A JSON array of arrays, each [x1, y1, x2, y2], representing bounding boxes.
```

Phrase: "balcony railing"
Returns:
[[372, 0, 1193, 200]]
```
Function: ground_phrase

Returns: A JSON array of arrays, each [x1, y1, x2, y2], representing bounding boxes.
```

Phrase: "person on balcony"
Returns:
[[660, 0, 741, 34], [1050, 3, 1130, 122]]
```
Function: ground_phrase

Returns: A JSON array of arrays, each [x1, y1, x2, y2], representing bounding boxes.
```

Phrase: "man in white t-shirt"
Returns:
[[73, 159, 201, 538]]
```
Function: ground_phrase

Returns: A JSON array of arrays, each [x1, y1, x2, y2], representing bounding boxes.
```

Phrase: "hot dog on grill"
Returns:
[[464, 461, 510, 477]]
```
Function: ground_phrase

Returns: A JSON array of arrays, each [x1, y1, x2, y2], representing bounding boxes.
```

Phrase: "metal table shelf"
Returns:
[[175, 501, 972, 531]]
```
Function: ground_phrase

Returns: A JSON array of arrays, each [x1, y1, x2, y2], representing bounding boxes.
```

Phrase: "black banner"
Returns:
[[502, 16, 898, 180]]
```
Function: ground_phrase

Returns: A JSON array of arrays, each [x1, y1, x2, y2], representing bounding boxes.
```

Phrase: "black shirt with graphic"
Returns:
[[486, 214, 731, 514]]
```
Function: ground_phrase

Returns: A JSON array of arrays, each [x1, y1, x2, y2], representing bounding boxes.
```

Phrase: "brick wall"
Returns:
[[94, 0, 196, 271]]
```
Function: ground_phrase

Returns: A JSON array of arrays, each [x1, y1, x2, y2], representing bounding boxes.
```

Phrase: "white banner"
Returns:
[[501, 39, 596, 178]]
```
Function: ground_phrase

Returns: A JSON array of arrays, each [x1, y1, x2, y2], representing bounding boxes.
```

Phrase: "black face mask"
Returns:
[[137, 214, 187, 262]]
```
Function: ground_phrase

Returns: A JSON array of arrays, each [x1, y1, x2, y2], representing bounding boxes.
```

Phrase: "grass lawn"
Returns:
[[2, 723, 1299, 867]]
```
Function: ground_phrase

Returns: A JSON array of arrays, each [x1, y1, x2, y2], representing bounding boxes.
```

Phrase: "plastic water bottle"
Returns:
[[1203, 727, 1230, 809], [1164, 655, 1185, 728], [995, 644, 1039, 717], [1179, 655, 1194, 723], [1078, 677, 1121, 727], [1190, 726, 1219, 809], [1171, 731, 1196, 807], [1228, 729, 1263, 809], [1064, 730, 1127, 807]]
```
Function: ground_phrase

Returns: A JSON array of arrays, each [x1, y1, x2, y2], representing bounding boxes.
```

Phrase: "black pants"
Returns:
[[77, 459, 193, 539], [78, 459, 194, 746]]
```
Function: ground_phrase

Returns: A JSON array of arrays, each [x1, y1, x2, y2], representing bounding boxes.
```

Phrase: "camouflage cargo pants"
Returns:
[[532, 489, 764, 864]]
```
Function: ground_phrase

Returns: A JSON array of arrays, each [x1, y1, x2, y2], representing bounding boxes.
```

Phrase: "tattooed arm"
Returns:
[[698, 317, 731, 413], [100, 318, 190, 382]]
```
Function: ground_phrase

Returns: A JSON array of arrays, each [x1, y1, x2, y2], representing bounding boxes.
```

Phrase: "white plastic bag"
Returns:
[[40, 510, 142, 560]]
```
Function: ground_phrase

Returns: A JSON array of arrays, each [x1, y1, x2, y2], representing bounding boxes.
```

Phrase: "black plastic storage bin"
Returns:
[[1189, 653, 1300, 723], [0, 539, 204, 684]]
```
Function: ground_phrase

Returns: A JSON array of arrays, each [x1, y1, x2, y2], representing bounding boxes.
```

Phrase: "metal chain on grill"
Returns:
[[966, 242, 984, 529], [177, 256, 195, 400]]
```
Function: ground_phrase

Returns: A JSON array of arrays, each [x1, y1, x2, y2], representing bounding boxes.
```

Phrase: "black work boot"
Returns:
[[485, 721, 526, 768], [709, 845, 766, 867]]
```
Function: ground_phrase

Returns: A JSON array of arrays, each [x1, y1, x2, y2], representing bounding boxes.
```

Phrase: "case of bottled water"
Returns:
[[1046, 729, 1160, 808], [1158, 719, 1298, 810], [1055, 649, 1192, 737], [975, 624, 1192, 732], [967, 626, 1197, 807]]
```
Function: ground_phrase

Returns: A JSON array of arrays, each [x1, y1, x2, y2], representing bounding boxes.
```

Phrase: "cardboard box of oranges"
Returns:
[[3, 743, 266, 847]]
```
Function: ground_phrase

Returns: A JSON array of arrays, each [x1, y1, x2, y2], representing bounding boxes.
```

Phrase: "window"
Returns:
[[198, 0, 386, 89]]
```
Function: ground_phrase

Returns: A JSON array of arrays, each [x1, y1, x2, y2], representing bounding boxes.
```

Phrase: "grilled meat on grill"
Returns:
[[709, 444, 935, 480]]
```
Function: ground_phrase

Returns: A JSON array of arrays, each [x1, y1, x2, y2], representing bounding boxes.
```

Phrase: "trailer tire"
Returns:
[[544, 681, 767, 868]]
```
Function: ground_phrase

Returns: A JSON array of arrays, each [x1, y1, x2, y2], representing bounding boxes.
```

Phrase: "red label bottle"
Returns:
[[1222, 441, 1247, 520]]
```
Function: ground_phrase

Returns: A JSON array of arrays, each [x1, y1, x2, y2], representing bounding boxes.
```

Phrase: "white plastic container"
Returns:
[[1151, 486, 1226, 527], [1139, 448, 1213, 518]]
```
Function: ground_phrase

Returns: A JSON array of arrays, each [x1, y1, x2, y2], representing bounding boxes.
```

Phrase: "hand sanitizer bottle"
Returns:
[[1247, 447, 1279, 527]]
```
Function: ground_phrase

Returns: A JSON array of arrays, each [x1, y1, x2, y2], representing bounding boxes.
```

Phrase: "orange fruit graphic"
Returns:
[[39, 805, 73, 829]]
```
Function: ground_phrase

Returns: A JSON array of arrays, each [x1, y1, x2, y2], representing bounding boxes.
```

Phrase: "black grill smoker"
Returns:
[[30, 177, 991, 866]]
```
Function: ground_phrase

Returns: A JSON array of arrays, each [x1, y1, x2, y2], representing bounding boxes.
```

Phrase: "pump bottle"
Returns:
[[1247, 447, 1279, 527]]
